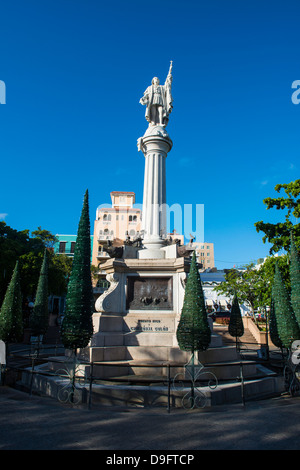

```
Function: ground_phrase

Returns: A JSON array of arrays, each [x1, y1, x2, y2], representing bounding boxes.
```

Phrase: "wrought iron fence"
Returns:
[[1, 348, 256, 412], [172, 354, 218, 409], [3, 335, 292, 412]]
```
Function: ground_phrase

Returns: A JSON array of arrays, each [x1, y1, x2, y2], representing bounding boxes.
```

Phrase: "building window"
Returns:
[[70, 242, 76, 254], [59, 242, 66, 253], [96, 279, 110, 289], [103, 213, 111, 221], [207, 246, 210, 250], [120, 196, 126, 203]]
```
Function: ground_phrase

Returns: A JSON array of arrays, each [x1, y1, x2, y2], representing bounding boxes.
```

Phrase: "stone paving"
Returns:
[[1, 326, 294, 451], [0, 385, 300, 451]]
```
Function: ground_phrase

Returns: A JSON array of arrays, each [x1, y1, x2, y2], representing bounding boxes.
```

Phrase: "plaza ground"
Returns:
[[1, 323, 296, 451], [0, 385, 300, 451]]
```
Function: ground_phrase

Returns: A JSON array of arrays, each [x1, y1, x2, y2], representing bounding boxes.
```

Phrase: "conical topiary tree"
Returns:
[[29, 249, 49, 338], [60, 190, 94, 352], [269, 293, 283, 350], [0, 260, 23, 344], [272, 261, 300, 349], [228, 293, 244, 348], [289, 232, 300, 328], [177, 251, 211, 354]]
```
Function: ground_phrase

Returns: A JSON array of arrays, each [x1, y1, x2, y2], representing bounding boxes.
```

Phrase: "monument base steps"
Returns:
[[16, 322, 284, 407], [85, 344, 238, 364], [18, 364, 284, 408], [74, 343, 259, 381]]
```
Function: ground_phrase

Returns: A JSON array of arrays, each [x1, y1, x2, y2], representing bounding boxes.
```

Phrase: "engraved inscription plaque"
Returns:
[[127, 276, 173, 310], [125, 318, 174, 333]]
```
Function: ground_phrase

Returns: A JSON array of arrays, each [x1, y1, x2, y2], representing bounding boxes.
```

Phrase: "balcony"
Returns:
[[98, 235, 114, 241], [97, 251, 110, 259], [56, 249, 75, 256]]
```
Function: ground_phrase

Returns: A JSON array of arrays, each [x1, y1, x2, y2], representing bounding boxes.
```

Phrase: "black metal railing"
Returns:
[[1, 348, 278, 412], [1, 335, 288, 412]]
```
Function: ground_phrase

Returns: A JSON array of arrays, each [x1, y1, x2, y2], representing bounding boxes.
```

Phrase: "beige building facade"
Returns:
[[92, 191, 142, 269], [193, 242, 215, 271], [91, 192, 214, 298]]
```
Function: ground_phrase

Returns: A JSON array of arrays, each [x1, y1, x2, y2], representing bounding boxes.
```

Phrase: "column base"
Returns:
[[138, 239, 165, 259]]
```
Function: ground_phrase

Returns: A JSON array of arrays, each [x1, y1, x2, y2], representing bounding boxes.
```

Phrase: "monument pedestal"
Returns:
[[92, 256, 188, 350], [84, 254, 223, 377]]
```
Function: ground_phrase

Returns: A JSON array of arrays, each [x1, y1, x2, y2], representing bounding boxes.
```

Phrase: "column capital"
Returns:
[[137, 125, 172, 155]]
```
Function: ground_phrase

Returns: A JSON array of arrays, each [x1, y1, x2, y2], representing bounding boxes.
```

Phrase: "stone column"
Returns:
[[138, 126, 172, 259]]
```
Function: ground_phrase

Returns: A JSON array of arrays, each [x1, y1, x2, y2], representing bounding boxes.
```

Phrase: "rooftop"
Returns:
[[110, 191, 135, 195]]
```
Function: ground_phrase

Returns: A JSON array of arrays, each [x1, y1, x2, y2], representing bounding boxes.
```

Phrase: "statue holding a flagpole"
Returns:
[[139, 61, 173, 127]]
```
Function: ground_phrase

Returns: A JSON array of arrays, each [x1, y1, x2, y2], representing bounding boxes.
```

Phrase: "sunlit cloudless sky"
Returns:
[[0, 0, 299, 268]]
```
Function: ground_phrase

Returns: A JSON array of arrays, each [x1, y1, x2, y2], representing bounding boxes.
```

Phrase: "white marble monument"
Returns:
[[87, 63, 220, 374], [138, 62, 173, 259]]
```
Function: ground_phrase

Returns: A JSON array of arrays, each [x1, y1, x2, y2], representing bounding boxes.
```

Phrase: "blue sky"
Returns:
[[0, 0, 299, 269]]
